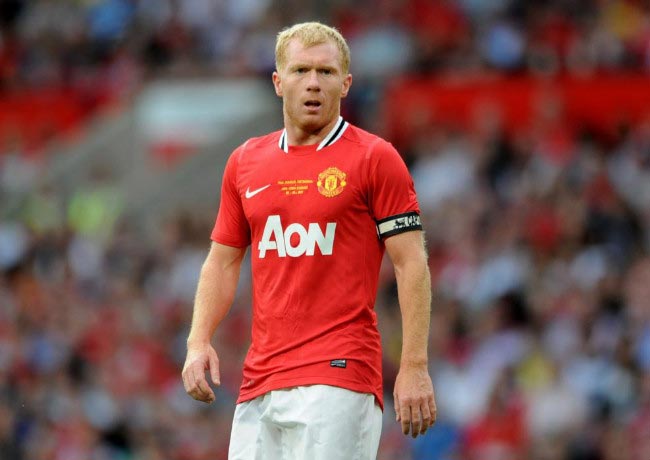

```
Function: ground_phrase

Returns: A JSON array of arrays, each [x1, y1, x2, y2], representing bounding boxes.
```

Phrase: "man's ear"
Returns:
[[341, 73, 352, 98], [272, 71, 282, 97]]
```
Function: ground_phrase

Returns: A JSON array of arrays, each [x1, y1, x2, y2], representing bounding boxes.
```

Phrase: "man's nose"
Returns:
[[306, 70, 320, 90]]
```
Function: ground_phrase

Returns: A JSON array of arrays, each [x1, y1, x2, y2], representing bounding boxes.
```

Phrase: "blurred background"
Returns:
[[2, 1, 650, 459]]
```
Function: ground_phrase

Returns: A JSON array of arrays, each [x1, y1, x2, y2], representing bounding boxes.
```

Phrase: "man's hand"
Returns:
[[393, 363, 437, 438], [182, 343, 221, 403]]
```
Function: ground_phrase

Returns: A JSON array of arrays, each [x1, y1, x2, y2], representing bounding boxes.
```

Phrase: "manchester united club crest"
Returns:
[[317, 167, 347, 197]]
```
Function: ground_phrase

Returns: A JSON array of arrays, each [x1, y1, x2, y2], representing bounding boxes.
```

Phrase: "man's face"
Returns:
[[273, 39, 352, 133]]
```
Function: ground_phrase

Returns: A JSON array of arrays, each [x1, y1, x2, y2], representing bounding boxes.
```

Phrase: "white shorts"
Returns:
[[228, 384, 382, 460]]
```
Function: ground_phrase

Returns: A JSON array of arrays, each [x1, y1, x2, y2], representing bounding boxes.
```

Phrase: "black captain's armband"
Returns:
[[376, 211, 422, 239]]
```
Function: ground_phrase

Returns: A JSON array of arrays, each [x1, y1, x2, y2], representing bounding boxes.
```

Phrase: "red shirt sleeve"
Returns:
[[366, 139, 421, 236], [210, 145, 251, 247]]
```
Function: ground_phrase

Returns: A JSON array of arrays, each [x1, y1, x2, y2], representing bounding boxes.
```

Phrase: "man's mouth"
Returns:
[[304, 100, 321, 108]]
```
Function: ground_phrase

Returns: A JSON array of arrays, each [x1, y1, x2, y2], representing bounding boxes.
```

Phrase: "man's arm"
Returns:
[[182, 241, 247, 403], [385, 230, 437, 438]]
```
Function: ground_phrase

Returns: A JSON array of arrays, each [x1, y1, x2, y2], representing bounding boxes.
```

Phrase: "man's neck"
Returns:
[[283, 116, 340, 147]]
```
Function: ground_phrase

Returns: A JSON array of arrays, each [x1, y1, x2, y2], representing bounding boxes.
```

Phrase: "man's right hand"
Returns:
[[182, 343, 221, 403]]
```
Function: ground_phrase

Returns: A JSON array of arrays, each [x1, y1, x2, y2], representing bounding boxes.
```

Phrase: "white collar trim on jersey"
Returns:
[[278, 116, 349, 153]]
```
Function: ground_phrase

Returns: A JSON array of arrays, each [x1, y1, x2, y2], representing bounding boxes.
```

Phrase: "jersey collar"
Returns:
[[278, 116, 349, 153]]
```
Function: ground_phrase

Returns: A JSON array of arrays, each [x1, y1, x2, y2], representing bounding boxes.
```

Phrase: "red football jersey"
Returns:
[[211, 118, 422, 409]]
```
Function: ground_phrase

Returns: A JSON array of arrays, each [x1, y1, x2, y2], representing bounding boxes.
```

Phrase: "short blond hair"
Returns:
[[275, 22, 351, 74]]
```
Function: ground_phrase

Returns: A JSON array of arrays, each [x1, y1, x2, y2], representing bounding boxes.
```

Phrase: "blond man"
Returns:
[[182, 22, 436, 459]]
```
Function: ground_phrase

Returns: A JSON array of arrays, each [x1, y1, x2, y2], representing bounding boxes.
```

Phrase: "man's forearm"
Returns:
[[395, 256, 431, 365], [187, 244, 245, 346]]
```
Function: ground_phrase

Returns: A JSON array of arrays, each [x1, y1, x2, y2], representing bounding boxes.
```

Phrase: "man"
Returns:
[[182, 22, 436, 459]]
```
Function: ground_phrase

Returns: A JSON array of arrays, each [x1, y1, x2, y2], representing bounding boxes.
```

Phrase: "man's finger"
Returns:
[[420, 402, 432, 434], [400, 403, 411, 435], [394, 394, 401, 421], [201, 381, 215, 401], [182, 366, 195, 394], [429, 396, 437, 425], [191, 363, 214, 402], [198, 378, 215, 402], [410, 404, 422, 438], [209, 351, 221, 386]]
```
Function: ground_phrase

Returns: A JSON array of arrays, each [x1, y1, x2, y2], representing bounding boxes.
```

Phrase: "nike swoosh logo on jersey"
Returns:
[[245, 184, 271, 199]]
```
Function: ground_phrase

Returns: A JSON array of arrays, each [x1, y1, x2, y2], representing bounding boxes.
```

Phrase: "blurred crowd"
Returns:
[[1, 0, 650, 87], [2, 1, 650, 460], [2, 0, 650, 152], [402, 109, 650, 460]]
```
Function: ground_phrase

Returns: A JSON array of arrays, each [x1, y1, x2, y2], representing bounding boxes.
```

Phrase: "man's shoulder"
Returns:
[[343, 123, 391, 149], [342, 124, 396, 159], [233, 129, 283, 154]]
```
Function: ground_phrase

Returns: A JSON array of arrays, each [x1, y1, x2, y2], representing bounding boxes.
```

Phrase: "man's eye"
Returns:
[[320, 69, 332, 75], [296, 68, 307, 73]]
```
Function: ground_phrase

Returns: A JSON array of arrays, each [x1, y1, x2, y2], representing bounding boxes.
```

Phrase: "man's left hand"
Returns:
[[393, 364, 437, 438]]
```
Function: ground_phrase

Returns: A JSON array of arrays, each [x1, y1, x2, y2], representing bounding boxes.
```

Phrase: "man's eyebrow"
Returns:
[[318, 65, 338, 72], [288, 62, 336, 70], [288, 63, 339, 71]]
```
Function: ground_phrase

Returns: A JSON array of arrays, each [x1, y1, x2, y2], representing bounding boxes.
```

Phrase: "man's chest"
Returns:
[[237, 150, 368, 227]]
